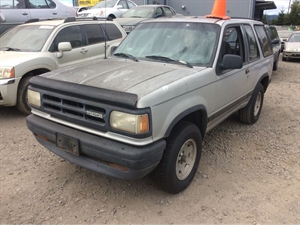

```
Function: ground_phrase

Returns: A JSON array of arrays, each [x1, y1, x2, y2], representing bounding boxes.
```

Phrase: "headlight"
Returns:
[[0, 67, 15, 79], [110, 111, 149, 134], [122, 25, 135, 33], [28, 89, 41, 107]]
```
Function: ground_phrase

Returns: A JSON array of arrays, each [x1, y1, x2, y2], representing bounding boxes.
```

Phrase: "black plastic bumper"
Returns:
[[26, 114, 166, 180]]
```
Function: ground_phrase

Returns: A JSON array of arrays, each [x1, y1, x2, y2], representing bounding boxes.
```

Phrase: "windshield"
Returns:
[[288, 33, 300, 42], [121, 7, 155, 18], [92, 0, 117, 8], [0, 25, 54, 52], [114, 22, 220, 66]]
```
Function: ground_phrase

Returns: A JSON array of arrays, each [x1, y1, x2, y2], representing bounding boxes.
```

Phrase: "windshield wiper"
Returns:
[[114, 53, 138, 62], [1, 47, 22, 52], [145, 55, 193, 68]]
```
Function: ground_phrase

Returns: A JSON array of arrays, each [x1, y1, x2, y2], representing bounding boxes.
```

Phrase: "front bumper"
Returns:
[[283, 51, 300, 59], [0, 78, 18, 106], [26, 114, 166, 180]]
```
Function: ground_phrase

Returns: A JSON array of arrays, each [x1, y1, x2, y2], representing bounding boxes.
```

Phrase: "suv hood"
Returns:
[[42, 58, 204, 98], [285, 42, 300, 50], [0, 51, 39, 67]]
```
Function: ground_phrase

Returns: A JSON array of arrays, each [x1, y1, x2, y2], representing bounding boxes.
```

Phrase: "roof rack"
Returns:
[[64, 17, 113, 23], [25, 18, 66, 23]]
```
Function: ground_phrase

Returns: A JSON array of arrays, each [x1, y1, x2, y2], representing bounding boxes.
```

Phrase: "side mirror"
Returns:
[[283, 38, 287, 42], [111, 46, 118, 55], [272, 39, 280, 44], [116, 5, 123, 9], [220, 55, 243, 70], [56, 42, 72, 58]]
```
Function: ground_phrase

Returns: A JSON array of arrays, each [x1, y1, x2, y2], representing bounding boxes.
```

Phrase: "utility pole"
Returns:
[[287, 0, 292, 13]]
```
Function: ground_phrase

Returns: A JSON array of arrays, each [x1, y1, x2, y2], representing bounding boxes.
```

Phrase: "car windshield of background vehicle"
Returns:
[[0, 25, 54, 52], [114, 22, 220, 66], [288, 33, 300, 42]]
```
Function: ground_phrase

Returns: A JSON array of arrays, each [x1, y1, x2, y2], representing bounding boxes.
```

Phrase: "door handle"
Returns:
[[52, 12, 57, 15], [80, 48, 88, 54], [245, 68, 250, 74], [22, 12, 28, 15]]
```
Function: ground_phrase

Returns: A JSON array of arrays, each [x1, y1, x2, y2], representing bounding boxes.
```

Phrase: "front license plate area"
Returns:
[[56, 133, 79, 156]]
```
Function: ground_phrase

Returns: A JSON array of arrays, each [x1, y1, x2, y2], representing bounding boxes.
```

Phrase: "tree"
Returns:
[[263, 14, 268, 24], [284, 0, 300, 25]]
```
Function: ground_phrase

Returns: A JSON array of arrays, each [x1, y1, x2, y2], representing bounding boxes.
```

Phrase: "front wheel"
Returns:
[[16, 75, 34, 115], [152, 121, 202, 194], [239, 83, 264, 124]]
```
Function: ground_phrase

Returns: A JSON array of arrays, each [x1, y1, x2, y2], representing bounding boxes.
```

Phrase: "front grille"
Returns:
[[40, 92, 108, 131]]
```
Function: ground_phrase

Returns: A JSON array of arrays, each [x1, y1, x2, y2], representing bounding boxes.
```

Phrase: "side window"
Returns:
[[155, 7, 163, 17], [14, 0, 26, 9], [46, 0, 55, 8], [84, 24, 105, 45], [163, 7, 173, 17], [104, 24, 122, 40], [244, 25, 259, 61], [254, 25, 273, 58], [118, 0, 127, 9], [223, 26, 245, 62], [127, 1, 135, 8], [49, 26, 84, 52]]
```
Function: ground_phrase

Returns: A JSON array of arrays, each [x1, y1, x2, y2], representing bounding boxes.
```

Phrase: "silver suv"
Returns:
[[26, 16, 273, 194], [0, 17, 126, 114]]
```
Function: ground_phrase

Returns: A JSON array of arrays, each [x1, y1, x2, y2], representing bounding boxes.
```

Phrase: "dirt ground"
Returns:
[[1, 55, 299, 224]]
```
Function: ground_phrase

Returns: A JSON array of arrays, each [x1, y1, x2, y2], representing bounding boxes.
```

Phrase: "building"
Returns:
[[134, 0, 277, 20]]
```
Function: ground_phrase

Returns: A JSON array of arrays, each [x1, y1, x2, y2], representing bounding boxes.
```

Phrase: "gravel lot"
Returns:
[[1, 55, 299, 224]]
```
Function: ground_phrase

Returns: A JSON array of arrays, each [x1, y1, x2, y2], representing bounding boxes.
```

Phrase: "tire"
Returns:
[[239, 83, 264, 124], [152, 121, 202, 194], [107, 15, 115, 20], [16, 75, 34, 115]]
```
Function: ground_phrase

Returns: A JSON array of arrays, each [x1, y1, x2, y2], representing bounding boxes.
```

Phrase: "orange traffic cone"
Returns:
[[206, 0, 230, 20]]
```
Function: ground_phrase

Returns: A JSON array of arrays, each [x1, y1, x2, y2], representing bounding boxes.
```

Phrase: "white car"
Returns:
[[282, 31, 300, 61], [0, 0, 77, 34], [77, 0, 137, 20], [0, 17, 127, 114]]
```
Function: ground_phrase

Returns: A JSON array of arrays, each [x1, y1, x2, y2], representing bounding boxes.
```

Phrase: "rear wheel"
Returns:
[[239, 83, 264, 124], [152, 121, 202, 194], [16, 75, 34, 115]]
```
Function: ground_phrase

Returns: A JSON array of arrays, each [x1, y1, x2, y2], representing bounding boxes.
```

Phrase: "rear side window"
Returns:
[[244, 25, 259, 61], [28, 0, 56, 8], [0, 0, 14, 8], [84, 24, 105, 45], [163, 7, 173, 17], [254, 25, 273, 58], [103, 24, 122, 40]]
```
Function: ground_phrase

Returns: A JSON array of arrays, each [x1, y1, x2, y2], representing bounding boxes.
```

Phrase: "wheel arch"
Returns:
[[258, 73, 270, 93], [164, 105, 207, 139]]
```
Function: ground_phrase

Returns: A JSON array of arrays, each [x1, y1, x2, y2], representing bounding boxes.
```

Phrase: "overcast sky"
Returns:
[[266, 0, 292, 15]]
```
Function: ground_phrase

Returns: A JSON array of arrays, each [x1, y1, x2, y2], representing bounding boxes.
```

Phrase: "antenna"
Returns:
[[104, 0, 107, 59], [206, 0, 230, 20]]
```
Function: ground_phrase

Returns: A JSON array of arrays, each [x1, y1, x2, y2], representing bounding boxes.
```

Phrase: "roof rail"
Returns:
[[64, 17, 113, 23]]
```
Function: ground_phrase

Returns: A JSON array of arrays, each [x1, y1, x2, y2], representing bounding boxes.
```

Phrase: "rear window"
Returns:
[[103, 24, 122, 40]]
